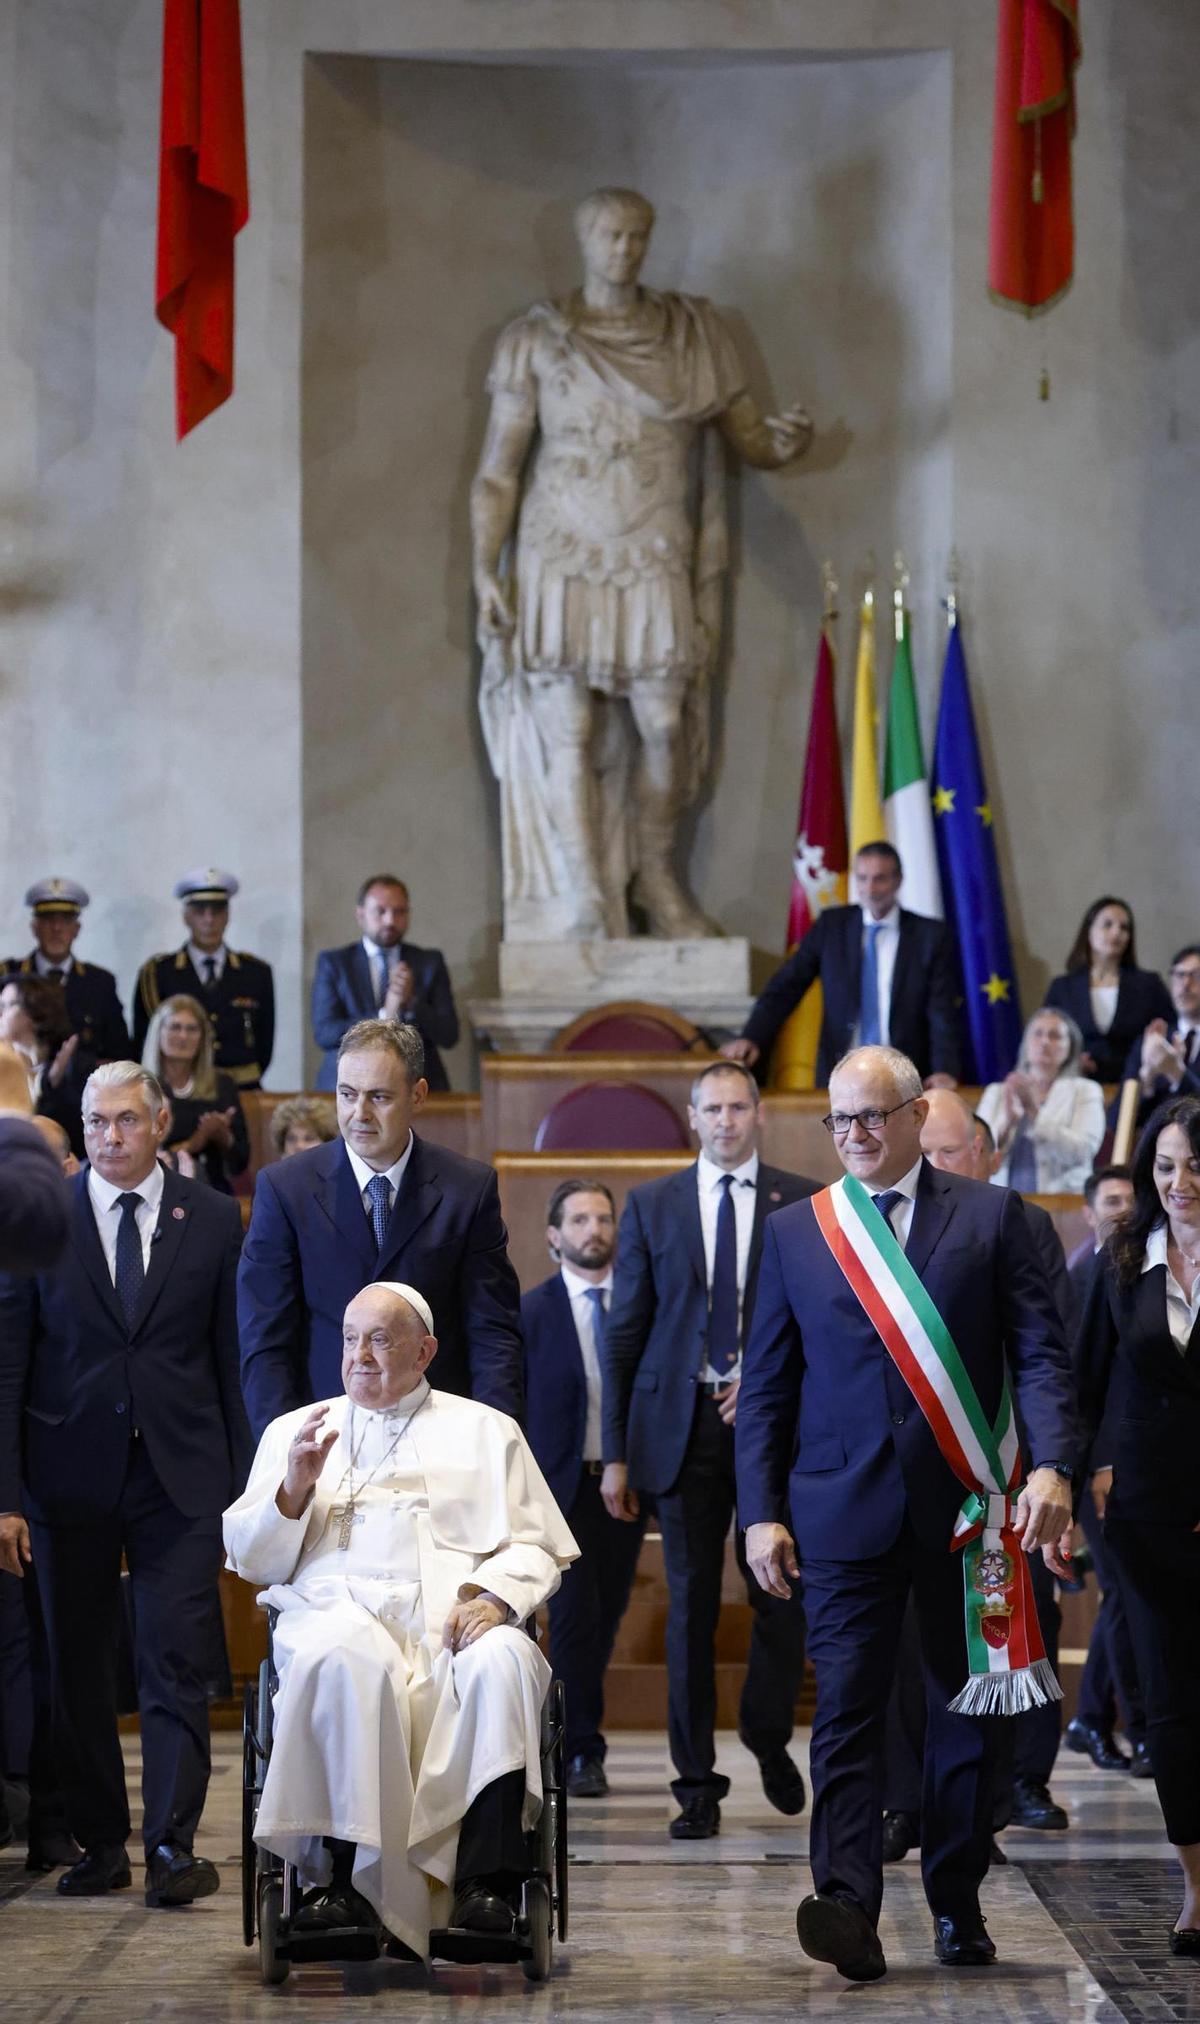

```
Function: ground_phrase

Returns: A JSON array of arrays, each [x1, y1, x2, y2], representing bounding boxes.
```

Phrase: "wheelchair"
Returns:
[[241, 1618, 569, 1986]]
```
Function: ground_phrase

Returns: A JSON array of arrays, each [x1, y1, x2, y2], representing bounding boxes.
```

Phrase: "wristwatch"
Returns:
[[1035, 1462, 1074, 1479]]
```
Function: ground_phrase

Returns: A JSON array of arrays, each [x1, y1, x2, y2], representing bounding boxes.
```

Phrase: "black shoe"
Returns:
[[933, 1910, 997, 1967], [1009, 1777, 1068, 1830], [796, 1893, 887, 1982], [882, 1811, 916, 1864], [988, 1838, 1008, 1866], [26, 1828, 83, 1874], [1065, 1717, 1130, 1770], [756, 1749, 807, 1817], [669, 1794, 720, 1840], [1129, 1741, 1154, 1780], [566, 1754, 608, 1799], [292, 1882, 380, 1934], [451, 1880, 518, 1936], [144, 1843, 220, 1908], [56, 1844, 132, 1896], [1169, 1928, 1200, 1957]]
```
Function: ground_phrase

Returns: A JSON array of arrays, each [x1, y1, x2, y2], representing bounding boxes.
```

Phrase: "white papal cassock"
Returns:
[[222, 1381, 578, 1957]]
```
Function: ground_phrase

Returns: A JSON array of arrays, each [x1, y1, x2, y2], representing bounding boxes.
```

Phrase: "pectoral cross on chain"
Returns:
[[333, 1503, 364, 1551]]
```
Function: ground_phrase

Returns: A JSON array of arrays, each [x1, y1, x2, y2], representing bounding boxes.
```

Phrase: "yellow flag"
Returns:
[[850, 592, 885, 852]]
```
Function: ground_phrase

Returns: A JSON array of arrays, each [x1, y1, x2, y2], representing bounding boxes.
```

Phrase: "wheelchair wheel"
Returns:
[[520, 1874, 553, 1984], [258, 1874, 289, 1986], [241, 1683, 259, 1947]]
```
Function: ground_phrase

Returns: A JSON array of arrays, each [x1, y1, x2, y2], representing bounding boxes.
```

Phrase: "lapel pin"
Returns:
[[770, 1190, 782, 1203], [172, 1206, 185, 1221]]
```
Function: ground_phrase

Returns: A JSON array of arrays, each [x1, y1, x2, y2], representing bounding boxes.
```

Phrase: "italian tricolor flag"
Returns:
[[812, 1174, 1061, 1715], [883, 607, 942, 919]]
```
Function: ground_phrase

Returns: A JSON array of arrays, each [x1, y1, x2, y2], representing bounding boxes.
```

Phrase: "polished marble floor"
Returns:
[[2, 1730, 1192, 2022]]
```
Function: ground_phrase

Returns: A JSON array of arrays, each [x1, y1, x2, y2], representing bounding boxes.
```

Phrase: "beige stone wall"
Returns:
[[0, 1, 1195, 1085]]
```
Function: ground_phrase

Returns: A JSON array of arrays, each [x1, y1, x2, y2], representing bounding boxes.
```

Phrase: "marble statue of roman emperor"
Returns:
[[471, 187, 812, 943]]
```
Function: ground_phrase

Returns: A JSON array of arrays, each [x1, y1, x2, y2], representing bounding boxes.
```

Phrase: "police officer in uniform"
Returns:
[[132, 870, 274, 1090], [5, 880, 130, 1064]]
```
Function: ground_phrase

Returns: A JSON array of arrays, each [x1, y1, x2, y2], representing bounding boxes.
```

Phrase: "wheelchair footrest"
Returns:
[[429, 1920, 530, 1966], [279, 1921, 383, 1965]]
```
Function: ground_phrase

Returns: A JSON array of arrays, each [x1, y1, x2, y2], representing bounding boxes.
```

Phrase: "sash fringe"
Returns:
[[946, 1656, 1063, 1718]]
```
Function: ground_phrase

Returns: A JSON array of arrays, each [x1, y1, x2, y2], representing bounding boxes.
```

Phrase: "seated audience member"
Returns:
[[238, 1020, 523, 1437], [5, 879, 130, 1062], [132, 868, 275, 1090], [142, 995, 248, 1193], [1115, 944, 1200, 1136], [721, 841, 960, 1086], [311, 876, 459, 1093], [0, 1062, 250, 1908], [269, 1097, 338, 1160], [224, 1282, 575, 1959], [1045, 897, 1173, 1083], [522, 1181, 645, 1799], [1074, 1097, 1200, 1955], [0, 976, 87, 1159], [978, 1007, 1105, 1193]]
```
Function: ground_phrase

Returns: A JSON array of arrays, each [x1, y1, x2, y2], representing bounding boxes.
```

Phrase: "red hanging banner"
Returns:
[[988, 0, 1080, 315], [155, 0, 249, 438]]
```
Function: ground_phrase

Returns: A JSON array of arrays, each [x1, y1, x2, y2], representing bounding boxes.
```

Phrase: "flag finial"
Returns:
[[943, 548, 962, 630], [892, 550, 909, 643], [821, 559, 839, 626], [862, 551, 876, 612]]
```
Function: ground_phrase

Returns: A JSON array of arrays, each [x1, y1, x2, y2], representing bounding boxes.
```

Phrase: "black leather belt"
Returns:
[[698, 1379, 738, 1397], [583, 1459, 605, 1476]]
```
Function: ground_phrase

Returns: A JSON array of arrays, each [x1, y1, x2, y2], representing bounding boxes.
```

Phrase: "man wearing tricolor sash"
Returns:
[[736, 1046, 1077, 1982]]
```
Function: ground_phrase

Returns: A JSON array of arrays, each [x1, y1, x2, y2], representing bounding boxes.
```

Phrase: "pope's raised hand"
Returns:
[[277, 1405, 339, 1519]]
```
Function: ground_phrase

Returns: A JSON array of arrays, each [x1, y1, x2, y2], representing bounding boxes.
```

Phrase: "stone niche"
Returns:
[[301, 50, 952, 1068]]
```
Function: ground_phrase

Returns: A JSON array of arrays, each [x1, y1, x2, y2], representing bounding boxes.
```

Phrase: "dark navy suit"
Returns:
[[603, 1160, 816, 1801], [523, 1271, 644, 1764], [0, 1118, 68, 1271], [1109, 1026, 1200, 1137], [311, 940, 458, 1091], [741, 906, 961, 1084], [0, 1167, 250, 1858], [736, 1162, 1076, 1924], [237, 1133, 523, 1438], [1045, 965, 1173, 1086]]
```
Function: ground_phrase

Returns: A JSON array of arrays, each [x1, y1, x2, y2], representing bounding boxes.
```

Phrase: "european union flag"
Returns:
[[931, 620, 1024, 1082]]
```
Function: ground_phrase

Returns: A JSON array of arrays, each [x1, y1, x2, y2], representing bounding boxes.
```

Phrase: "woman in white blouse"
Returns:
[[978, 1006, 1105, 1193]]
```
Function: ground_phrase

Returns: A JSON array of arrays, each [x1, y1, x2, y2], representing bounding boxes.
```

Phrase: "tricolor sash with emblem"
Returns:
[[812, 1172, 1061, 1716]]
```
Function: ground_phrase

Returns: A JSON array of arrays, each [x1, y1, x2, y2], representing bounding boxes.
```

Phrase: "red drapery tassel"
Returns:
[[155, 0, 249, 438]]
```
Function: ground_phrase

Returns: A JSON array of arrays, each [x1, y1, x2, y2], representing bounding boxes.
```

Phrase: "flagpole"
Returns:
[[892, 549, 908, 644], [943, 547, 961, 631]]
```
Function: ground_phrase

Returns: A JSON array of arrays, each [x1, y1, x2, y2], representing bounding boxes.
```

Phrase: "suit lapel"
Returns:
[[377, 1135, 440, 1275], [548, 1271, 587, 1398], [131, 1167, 189, 1336], [674, 1164, 706, 1290], [904, 1159, 956, 1278], [844, 908, 863, 1013], [1135, 1263, 1200, 1388], [317, 1143, 376, 1272], [890, 913, 914, 1023], [745, 1164, 786, 1321], [350, 944, 377, 1018], [70, 1172, 125, 1331]]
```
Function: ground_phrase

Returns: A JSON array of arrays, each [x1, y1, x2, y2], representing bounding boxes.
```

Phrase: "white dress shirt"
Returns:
[[34, 952, 71, 982], [1089, 982, 1119, 1035], [697, 1150, 758, 1383], [361, 934, 397, 1015], [88, 1159, 165, 1281], [187, 939, 227, 983], [854, 904, 901, 1048], [1143, 1221, 1200, 1351], [869, 1156, 922, 1251], [1170, 1024, 1200, 1087], [560, 1264, 614, 1462], [344, 1133, 415, 1225]]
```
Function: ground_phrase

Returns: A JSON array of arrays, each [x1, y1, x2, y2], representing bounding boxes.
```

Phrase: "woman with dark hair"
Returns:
[[1076, 1095, 1200, 1954], [0, 974, 86, 1157], [1046, 896, 1173, 1083]]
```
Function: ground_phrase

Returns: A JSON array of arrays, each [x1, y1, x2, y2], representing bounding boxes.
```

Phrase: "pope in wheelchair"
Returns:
[[223, 1281, 577, 1964]]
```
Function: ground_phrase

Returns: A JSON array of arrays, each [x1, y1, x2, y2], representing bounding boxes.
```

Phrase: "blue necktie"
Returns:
[[115, 1192, 145, 1331], [872, 1189, 904, 1243], [709, 1173, 740, 1375], [859, 922, 883, 1046], [366, 1174, 392, 1251], [584, 1286, 608, 1357]]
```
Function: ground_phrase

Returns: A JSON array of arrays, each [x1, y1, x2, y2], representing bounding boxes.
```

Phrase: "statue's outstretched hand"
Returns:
[[764, 403, 814, 465], [475, 575, 515, 640]]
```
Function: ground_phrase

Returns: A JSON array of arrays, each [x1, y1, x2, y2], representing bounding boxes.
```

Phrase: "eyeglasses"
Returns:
[[1170, 967, 1200, 982], [822, 1098, 917, 1137]]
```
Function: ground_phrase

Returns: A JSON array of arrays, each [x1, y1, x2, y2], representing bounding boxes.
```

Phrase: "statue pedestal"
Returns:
[[467, 938, 753, 1054]]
